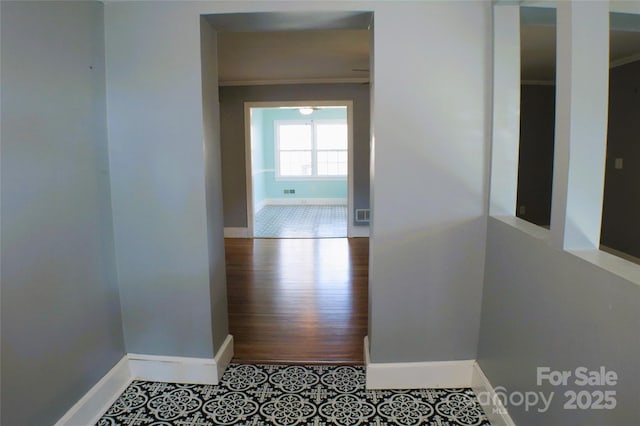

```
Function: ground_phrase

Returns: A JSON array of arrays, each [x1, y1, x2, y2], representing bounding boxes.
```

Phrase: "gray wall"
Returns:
[[478, 218, 640, 425], [201, 18, 230, 351], [103, 0, 492, 365], [219, 83, 371, 228], [601, 60, 640, 258], [0, 2, 125, 425], [367, 1, 490, 362], [516, 84, 555, 227], [105, 2, 219, 357]]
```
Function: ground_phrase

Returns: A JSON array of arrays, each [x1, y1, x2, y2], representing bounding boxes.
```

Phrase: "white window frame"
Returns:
[[274, 119, 348, 180]]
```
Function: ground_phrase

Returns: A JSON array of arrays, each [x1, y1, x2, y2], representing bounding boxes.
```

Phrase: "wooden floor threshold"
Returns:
[[225, 237, 369, 364], [231, 358, 365, 366]]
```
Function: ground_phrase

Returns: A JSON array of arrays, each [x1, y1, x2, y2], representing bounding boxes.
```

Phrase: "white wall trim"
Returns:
[[128, 354, 218, 384], [550, 1, 609, 250], [265, 198, 347, 206], [254, 198, 268, 213], [224, 227, 250, 238], [244, 104, 255, 237], [214, 335, 235, 381], [55, 356, 132, 426], [253, 168, 274, 175], [349, 225, 370, 238], [471, 362, 516, 426], [129, 335, 234, 385], [364, 337, 474, 389], [345, 100, 355, 238], [55, 337, 234, 425], [489, 4, 520, 217]]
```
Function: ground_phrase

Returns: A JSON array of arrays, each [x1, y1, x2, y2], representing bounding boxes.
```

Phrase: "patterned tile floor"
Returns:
[[254, 205, 347, 238], [98, 364, 491, 426]]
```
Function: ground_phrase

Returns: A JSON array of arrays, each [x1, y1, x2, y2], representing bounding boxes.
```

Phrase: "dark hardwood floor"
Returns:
[[225, 237, 369, 364]]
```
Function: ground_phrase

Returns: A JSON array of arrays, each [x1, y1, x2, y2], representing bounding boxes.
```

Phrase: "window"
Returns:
[[276, 119, 348, 178], [516, 7, 557, 228], [599, 12, 640, 263], [277, 123, 313, 176]]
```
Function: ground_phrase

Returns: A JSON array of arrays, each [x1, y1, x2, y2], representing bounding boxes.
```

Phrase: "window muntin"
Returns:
[[277, 123, 313, 176], [275, 119, 347, 178]]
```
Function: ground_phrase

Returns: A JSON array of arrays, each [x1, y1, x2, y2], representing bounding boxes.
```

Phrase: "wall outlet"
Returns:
[[519, 205, 526, 215]]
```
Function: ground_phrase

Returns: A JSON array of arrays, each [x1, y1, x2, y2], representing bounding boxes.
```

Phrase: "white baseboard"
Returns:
[[55, 355, 132, 426], [364, 338, 513, 423], [471, 362, 516, 426], [214, 335, 234, 380], [57, 335, 235, 424], [128, 353, 218, 385], [255, 198, 268, 213], [128, 335, 233, 385], [364, 336, 474, 389], [224, 227, 249, 238], [349, 225, 370, 238], [265, 198, 347, 206]]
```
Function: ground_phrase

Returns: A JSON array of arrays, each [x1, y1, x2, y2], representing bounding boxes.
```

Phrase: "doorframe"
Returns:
[[243, 100, 355, 237]]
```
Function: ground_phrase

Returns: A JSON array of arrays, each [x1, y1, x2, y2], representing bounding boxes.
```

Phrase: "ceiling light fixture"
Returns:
[[299, 107, 314, 115]]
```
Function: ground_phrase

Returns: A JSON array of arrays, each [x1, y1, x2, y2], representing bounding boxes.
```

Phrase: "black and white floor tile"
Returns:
[[254, 205, 347, 238], [98, 364, 491, 426]]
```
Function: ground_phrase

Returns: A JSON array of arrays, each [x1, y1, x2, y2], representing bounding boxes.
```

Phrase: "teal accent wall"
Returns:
[[252, 107, 348, 206]]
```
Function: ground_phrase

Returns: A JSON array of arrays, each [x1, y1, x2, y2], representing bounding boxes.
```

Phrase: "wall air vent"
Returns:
[[355, 209, 370, 223]]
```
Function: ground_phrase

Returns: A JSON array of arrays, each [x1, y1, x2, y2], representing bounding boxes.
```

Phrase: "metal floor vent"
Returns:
[[355, 209, 370, 223]]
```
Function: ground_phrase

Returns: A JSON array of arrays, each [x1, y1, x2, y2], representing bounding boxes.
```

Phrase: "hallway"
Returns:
[[225, 238, 368, 364]]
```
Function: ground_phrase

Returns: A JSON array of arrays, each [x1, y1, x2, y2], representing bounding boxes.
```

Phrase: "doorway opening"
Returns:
[[245, 101, 353, 238], [201, 10, 372, 364]]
